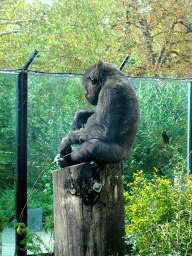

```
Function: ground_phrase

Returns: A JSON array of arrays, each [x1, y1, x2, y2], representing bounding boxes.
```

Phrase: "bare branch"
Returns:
[[0, 30, 19, 36], [171, 20, 192, 32], [162, 51, 179, 64], [170, 39, 192, 45], [155, 44, 166, 67], [0, 18, 46, 26], [0, 18, 12, 20], [151, 30, 169, 38]]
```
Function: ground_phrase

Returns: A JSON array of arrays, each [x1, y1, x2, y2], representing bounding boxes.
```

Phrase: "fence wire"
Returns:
[[0, 68, 192, 81]]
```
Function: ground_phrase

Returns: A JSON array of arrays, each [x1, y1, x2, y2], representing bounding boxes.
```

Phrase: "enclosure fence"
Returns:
[[0, 66, 191, 255]]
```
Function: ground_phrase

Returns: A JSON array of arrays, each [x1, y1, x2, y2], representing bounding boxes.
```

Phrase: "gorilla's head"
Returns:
[[81, 59, 118, 105]]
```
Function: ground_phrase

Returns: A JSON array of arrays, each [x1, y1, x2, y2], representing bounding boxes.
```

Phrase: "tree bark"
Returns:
[[53, 161, 125, 256]]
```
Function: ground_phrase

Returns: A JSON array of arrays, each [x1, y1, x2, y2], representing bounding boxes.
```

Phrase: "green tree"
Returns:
[[0, 0, 122, 71], [0, 74, 16, 190], [116, 0, 192, 77], [123, 79, 188, 183]]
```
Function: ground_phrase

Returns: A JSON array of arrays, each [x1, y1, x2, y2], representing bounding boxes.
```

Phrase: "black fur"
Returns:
[[55, 60, 140, 168]]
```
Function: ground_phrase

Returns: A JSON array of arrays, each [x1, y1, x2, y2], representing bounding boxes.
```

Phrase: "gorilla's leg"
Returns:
[[55, 139, 125, 167], [72, 139, 125, 163]]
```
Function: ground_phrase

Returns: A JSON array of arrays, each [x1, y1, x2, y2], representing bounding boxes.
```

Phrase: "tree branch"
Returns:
[[170, 39, 192, 45], [151, 30, 169, 38], [0, 18, 46, 26], [155, 44, 166, 67], [162, 51, 179, 64], [0, 18, 12, 20], [171, 20, 192, 32], [0, 30, 20, 36], [135, 20, 155, 65]]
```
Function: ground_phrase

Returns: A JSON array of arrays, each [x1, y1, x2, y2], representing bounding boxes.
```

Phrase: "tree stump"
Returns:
[[53, 161, 125, 256]]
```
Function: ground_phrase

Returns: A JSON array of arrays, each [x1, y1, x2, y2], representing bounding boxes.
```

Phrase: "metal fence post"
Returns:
[[15, 50, 39, 256], [187, 82, 192, 175], [16, 71, 28, 256]]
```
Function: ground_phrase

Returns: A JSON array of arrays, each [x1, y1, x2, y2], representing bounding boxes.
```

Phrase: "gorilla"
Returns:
[[54, 59, 140, 168]]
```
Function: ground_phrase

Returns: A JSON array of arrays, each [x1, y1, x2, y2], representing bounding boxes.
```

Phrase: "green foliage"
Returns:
[[27, 74, 89, 187], [124, 79, 188, 184], [1, 0, 191, 77], [0, 185, 53, 229], [124, 171, 192, 255], [27, 187, 53, 222], [0, 71, 189, 231], [0, 208, 7, 233], [14, 222, 53, 254], [0, 188, 15, 225], [44, 211, 54, 233], [117, 0, 192, 77], [0, 73, 16, 190], [0, 0, 122, 72], [0, 72, 91, 228]]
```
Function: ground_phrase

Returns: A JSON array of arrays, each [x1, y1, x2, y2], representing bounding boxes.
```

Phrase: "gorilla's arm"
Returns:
[[72, 109, 94, 130], [58, 86, 123, 154]]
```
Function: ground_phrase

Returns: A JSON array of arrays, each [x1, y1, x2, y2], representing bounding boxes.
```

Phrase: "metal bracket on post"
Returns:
[[22, 49, 39, 71], [119, 54, 130, 71], [16, 50, 39, 256]]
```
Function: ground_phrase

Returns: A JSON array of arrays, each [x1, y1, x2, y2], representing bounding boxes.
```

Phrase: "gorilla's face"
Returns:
[[81, 64, 101, 106]]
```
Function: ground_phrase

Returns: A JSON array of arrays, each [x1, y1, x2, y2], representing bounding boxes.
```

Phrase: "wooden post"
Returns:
[[53, 161, 125, 256]]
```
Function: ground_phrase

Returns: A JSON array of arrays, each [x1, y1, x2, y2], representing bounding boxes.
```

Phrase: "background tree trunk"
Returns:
[[53, 161, 125, 256]]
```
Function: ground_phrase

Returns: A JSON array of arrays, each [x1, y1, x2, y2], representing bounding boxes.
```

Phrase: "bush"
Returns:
[[14, 223, 53, 255], [0, 188, 15, 225], [0, 208, 7, 232], [123, 79, 188, 185], [124, 170, 192, 255]]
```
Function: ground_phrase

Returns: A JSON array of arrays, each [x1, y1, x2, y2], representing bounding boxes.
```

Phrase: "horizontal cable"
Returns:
[[0, 68, 191, 82]]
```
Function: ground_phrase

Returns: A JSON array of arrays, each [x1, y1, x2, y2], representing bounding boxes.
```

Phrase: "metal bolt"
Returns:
[[93, 182, 102, 193]]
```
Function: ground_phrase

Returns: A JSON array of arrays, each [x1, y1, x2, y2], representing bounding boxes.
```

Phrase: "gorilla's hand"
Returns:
[[54, 144, 72, 167], [72, 109, 94, 131], [54, 154, 68, 168], [72, 110, 85, 130], [58, 135, 72, 154]]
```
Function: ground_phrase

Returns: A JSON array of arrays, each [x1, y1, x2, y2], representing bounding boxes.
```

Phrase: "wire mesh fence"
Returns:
[[0, 69, 191, 254]]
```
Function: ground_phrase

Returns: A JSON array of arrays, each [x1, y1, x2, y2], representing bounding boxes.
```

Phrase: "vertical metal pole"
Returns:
[[119, 54, 130, 71], [15, 50, 38, 255], [187, 82, 192, 175], [16, 71, 28, 256]]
